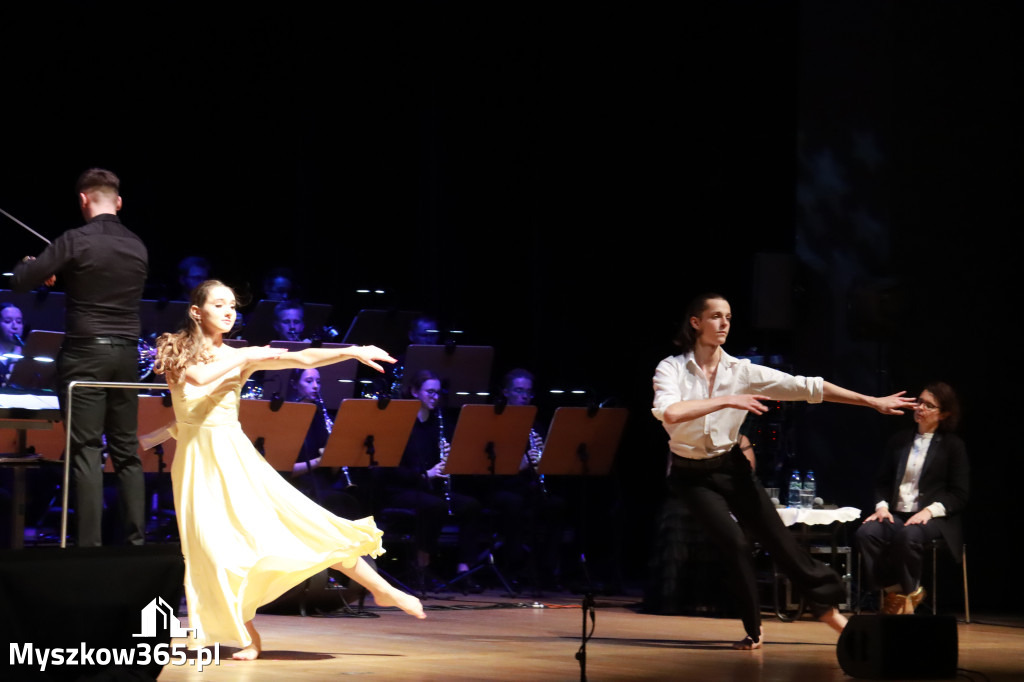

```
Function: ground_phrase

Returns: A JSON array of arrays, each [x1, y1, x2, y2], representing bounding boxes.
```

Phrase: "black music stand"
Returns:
[[403, 344, 493, 407], [237, 399, 316, 473], [319, 398, 421, 594], [0, 289, 66, 333], [138, 299, 190, 339], [263, 341, 357, 409], [536, 406, 628, 592], [342, 309, 423, 351], [241, 300, 333, 347], [6, 330, 63, 392], [435, 404, 537, 594]]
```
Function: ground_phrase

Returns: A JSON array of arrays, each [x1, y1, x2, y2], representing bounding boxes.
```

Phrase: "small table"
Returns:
[[765, 506, 861, 620], [1, 391, 62, 549]]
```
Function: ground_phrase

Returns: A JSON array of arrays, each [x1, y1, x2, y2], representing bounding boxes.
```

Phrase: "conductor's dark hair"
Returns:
[[923, 381, 961, 432], [673, 292, 727, 352], [75, 168, 120, 195]]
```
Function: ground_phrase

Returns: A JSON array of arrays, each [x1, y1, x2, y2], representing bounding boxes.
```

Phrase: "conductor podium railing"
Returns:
[[60, 380, 159, 548]]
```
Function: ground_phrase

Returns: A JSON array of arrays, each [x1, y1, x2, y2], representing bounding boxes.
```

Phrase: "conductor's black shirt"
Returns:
[[11, 213, 148, 339]]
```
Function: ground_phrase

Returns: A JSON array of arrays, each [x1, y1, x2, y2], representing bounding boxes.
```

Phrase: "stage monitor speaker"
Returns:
[[836, 614, 958, 680], [0, 544, 185, 681]]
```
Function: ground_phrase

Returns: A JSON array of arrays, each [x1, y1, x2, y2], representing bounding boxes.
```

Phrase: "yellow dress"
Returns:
[[170, 369, 384, 648]]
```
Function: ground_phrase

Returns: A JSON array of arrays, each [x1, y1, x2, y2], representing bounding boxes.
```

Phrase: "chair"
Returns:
[[928, 538, 970, 623], [855, 538, 970, 623]]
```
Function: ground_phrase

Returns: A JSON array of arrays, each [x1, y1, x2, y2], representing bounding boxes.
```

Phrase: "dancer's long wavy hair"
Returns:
[[155, 279, 225, 384]]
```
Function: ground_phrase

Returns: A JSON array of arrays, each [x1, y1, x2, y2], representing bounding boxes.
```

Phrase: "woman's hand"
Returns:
[[351, 345, 397, 373], [426, 461, 447, 480], [906, 509, 932, 525], [870, 391, 917, 415], [863, 508, 895, 524]]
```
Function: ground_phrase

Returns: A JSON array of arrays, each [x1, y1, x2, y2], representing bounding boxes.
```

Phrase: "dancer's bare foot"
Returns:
[[732, 627, 763, 650], [232, 621, 262, 660], [819, 607, 848, 633], [373, 586, 427, 619]]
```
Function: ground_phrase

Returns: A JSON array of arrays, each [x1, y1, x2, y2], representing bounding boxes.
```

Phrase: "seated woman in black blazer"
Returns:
[[856, 381, 969, 614]]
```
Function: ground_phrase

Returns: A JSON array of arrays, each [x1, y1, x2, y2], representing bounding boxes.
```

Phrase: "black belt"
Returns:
[[670, 445, 743, 471], [671, 454, 727, 471], [64, 336, 136, 346]]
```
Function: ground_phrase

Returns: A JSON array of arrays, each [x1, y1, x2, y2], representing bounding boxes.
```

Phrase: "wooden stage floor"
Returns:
[[157, 590, 1023, 682]]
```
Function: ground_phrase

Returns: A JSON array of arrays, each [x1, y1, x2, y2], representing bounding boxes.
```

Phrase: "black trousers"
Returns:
[[57, 338, 145, 547], [855, 511, 941, 594], [667, 447, 845, 639]]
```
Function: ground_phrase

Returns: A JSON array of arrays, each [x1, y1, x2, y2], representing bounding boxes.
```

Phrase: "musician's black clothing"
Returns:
[[12, 213, 147, 547], [380, 410, 482, 565]]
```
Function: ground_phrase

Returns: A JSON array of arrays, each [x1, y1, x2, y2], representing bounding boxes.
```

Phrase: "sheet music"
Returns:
[[0, 393, 60, 410]]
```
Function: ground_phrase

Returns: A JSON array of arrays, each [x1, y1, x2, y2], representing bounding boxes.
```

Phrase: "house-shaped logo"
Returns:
[[132, 597, 196, 638]]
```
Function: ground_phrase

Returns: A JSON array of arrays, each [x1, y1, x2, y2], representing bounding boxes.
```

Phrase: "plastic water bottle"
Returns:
[[788, 470, 802, 508], [802, 470, 816, 509]]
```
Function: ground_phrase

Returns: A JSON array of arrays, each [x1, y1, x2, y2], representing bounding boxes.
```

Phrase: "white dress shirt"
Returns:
[[876, 431, 947, 518], [652, 350, 824, 460]]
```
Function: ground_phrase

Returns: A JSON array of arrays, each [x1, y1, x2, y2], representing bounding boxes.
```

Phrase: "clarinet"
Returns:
[[316, 392, 354, 488], [436, 408, 454, 515], [528, 427, 548, 496]]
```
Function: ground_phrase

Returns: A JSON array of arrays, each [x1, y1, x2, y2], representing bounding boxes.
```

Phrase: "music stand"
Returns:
[[263, 342, 357, 409], [319, 398, 420, 594], [241, 300, 333, 347], [342, 309, 423, 351], [319, 399, 419, 471], [7, 330, 63, 392], [536, 406, 628, 591], [100, 394, 180, 541], [138, 299, 189, 339], [435, 404, 537, 594], [403, 344, 493, 407], [0, 289, 65, 333], [103, 395, 179, 473], [0, 390, 61, 549], [446, 404, 537, 477], [238, 399, 315, 472]]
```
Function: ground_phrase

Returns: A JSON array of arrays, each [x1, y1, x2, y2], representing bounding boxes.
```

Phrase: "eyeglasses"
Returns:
[[423, 389, 441, 397], [916, 400, 940, 411]]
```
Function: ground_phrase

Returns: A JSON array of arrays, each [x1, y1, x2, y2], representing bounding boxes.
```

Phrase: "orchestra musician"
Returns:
[[0, 302, 25, 387], [488, 368, 569, 590], [378, 369, 483, 590], [287, 367, 365, 520]]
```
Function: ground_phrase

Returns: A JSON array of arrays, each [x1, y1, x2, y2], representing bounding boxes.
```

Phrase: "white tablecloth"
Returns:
[[775, 506, 861, 527]]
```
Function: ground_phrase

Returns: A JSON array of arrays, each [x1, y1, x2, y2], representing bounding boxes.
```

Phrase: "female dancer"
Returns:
[[856, 381, 968, 614], [154, 280, 425, 661], [651, 293, 914, 649]]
